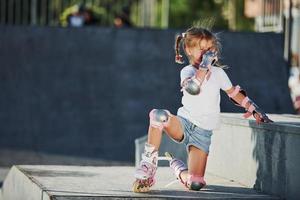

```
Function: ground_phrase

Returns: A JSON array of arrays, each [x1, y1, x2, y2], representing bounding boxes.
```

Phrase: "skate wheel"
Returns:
[[132, 179, 150, 193]]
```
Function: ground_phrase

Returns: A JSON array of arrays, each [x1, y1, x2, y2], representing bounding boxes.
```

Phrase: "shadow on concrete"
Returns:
[[149, 185, 276, 199], [0, 149, 133, 167], [21, 168, 99, 178], [48, 185, 279, 199]]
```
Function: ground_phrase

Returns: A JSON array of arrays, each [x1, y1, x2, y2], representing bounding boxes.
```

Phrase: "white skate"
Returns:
[[133, 143, 158, 193]]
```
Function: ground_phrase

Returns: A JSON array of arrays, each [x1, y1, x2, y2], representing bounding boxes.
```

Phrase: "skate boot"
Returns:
[[133, 143, 158, 193], [165, 152, 188, 186], [186, 174, 206, 191]]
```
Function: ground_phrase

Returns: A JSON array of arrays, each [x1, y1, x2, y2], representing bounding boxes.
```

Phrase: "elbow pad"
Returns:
[[228, 85, 272, 122], [182, 77, 201, 95]]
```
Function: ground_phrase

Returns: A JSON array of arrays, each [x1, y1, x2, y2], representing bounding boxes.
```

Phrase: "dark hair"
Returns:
[[175, 27, 222, 66]]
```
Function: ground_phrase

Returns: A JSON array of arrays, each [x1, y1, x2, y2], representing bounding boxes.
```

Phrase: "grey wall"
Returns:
[[0, 26, 294, 165]]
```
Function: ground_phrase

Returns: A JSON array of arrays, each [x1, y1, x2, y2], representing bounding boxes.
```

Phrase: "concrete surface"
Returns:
[[0, 167, 9, 200], [135, 113, 300, 199], [0, 168, 9, 187], [1, 165, 280, 200], [0, 150, 131, 167]]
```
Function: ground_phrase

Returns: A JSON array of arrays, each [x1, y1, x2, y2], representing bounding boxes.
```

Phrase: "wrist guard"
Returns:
[[228, 85, 273, 123]]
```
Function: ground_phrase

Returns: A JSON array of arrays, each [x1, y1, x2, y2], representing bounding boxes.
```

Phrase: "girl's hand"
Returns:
[[253, 111, 273, 124], [198, 51, 218, 70]]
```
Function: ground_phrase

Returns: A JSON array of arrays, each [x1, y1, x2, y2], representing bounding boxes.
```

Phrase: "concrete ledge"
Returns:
[[135, 113, 300, 200], [2, 166, 43, 200], [209, 113, 300, 200], [2, 165, 279, 200], [0, 150, 130, 167], [220, 113, 300, 135]]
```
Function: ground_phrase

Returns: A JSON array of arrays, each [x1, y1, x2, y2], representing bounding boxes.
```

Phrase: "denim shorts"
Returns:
[[175, 116, 213, 154]]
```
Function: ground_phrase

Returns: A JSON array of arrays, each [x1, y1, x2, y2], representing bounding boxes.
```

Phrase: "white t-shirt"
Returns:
[[177, 65, 232, 130]]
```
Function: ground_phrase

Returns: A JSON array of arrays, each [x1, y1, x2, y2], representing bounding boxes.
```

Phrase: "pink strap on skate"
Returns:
[[137, 162, 154, 174], [170, 158, 187, 184], [241, 97, 249, 107], [228, 85, 240, 98]]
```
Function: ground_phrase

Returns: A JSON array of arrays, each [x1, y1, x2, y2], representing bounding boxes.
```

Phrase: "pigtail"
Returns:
[[175, 33, 185, 64]]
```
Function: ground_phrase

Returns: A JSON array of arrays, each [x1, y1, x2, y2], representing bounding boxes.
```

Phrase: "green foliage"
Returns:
[[235, 0, 254, 31], [168, 0, 254, 31], [169, 0, 228, 30], [24, 0, 254, 31]]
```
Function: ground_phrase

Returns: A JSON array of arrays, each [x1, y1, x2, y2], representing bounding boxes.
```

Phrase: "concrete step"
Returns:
[[1, 165, 280, 200], [0, 167, 10, 184]]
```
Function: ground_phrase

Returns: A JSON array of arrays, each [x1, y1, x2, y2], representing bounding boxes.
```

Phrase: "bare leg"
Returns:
[[147, 114, 184, 151], [133, 111, 185, 193], [147, 126, 163, 151], [188, 146, 208, 176], [179, 146, 208, 183]]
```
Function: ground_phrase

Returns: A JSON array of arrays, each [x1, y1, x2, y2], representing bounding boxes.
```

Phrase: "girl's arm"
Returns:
[[181, 51, 216, 95], [181, 68, 208, 95], [225, 86, 273, 123]]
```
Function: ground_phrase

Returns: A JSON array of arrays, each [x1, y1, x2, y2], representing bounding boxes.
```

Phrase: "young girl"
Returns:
[[133, 26, 272, 193]]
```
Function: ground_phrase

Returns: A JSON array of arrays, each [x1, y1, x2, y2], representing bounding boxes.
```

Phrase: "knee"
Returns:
[[149, 109, 171, 130], [186, 174, 206, 190]]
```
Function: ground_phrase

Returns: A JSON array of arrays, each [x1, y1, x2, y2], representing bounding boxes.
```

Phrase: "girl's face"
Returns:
[[186, 38, 215, 65]]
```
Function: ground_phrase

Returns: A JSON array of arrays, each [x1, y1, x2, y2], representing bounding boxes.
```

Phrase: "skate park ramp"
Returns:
[[0, 26, 295, 167], [1, 165, 280, 200]]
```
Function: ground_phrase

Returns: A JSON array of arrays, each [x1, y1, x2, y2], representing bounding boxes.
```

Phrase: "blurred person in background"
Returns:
[[289, 66, 300, 114], [60, 3, 105, 27], [114, 6, 133, 28], [291, 0, 300, 67]]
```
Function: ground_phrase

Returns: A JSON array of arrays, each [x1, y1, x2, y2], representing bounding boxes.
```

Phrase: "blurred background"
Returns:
[[0, 0, 299, 176]]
